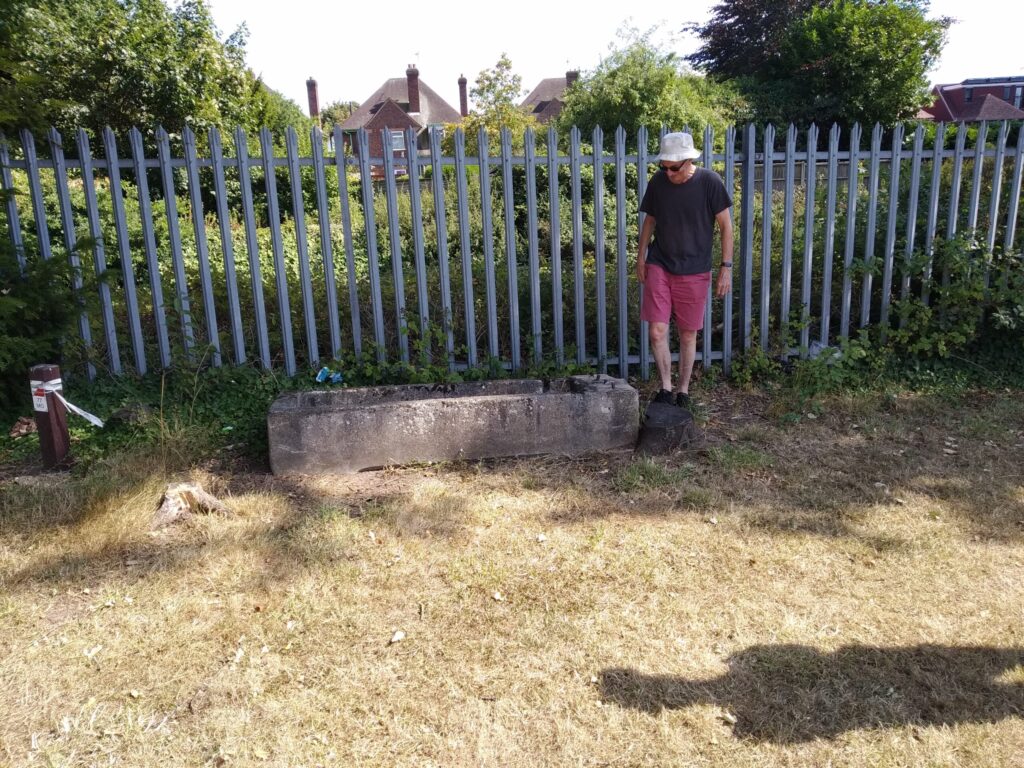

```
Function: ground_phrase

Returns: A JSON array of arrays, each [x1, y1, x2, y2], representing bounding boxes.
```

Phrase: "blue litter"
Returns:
[[329, 372, 343, 384], [315, 367, 330, 383]]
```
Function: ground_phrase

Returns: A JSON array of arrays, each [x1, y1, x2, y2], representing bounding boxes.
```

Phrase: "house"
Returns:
[[339, 66, 465, 165], [520, 71, 579, 124], [918, 76, 1024, 122]]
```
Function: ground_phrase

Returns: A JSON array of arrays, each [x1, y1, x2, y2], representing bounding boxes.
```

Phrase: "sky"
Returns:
[[204, 0, 1024, 115]]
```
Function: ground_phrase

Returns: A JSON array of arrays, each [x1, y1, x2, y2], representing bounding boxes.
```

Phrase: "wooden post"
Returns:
[[30, 363, 71, 469]]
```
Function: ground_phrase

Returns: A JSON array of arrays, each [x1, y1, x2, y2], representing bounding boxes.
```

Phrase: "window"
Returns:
[[1016, 87, 1023, 109], [1004, 85, 1012, 100], [964, 88, 973, 103], [391, 130, 405, 152]]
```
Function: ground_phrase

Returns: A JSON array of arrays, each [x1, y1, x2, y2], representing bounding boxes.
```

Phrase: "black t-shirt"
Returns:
[[640, 167, 732, 275]]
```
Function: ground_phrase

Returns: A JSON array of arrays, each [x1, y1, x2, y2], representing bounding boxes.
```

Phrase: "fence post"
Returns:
[[760, 123, 775, 351], [593, 125, 607, 372], [477, 127, 499, 361], [570, 126, 586, 365], [19, 129, 52, 263], [49, 128, 96, 378], [780, 124, 796, 347], [30, 364, 70, 469], [740, 123, 755, 351], [0, 132, 26, 272], [547, 126, 564, 368], [637, 126, 650, 379]]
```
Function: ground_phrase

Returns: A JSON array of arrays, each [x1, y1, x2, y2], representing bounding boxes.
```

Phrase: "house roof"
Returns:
[[958, 93, 1024, 121], [920, 79, 1024, 122], [342, 77, 461, 131], [521, 77, 570, 110], [962, 75, 1024, 87], [364, 99, 421, 132], [521, 75, 579, 123]]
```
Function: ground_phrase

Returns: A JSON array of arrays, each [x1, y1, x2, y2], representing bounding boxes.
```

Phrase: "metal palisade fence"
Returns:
[[1, 121, 1022, 380]]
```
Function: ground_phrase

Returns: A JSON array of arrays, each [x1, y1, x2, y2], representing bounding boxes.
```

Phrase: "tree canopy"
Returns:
[[686, 0, 828, 80], [556, 30, 748, 146], [445, 54, 539, 154], [759, 0, 949, 126], [686, 0, 949, 127], [0, 0, 308, 137], [319, 100, 360, 129]]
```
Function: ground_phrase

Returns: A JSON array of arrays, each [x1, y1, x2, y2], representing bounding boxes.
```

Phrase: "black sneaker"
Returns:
[[675, 392, 691, 409], [653, 389, 675, 405]]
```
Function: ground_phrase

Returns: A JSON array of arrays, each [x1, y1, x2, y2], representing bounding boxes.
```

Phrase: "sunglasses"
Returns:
[[660, 161, 686, 173]]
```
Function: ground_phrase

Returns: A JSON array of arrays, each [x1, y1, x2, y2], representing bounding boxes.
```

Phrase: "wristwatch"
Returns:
[[721, 261, 733, 268]]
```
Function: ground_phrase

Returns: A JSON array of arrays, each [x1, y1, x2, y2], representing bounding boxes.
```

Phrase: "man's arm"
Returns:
[[636, 214, 656, 284], [715, 208, 734, 298]]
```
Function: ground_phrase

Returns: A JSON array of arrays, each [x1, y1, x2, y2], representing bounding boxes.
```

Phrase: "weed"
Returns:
[[612, 458, 693, 493], [736, 425, 772, 445], [676, 487, 714, 510], [708, 444, 773, 471]]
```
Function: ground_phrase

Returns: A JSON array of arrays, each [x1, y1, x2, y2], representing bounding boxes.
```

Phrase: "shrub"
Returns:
[[0, 233, 80, 420]]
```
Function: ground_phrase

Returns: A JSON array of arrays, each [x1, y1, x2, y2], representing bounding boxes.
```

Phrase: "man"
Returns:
[[637, 131, 734, 409]]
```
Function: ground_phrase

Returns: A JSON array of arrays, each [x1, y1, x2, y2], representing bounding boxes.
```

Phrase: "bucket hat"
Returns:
[[656, 132, 701, 162]]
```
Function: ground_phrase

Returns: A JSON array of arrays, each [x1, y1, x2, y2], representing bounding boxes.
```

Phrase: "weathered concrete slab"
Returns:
[[268, 375, 638, 474]]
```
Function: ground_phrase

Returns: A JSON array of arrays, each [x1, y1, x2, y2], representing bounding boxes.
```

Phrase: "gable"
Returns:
[[342, 77, 461, 131], [365, 98, 422, 132]]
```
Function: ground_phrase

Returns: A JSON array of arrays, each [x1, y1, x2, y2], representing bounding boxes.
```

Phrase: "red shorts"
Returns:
[[641, 265, 711, 331]]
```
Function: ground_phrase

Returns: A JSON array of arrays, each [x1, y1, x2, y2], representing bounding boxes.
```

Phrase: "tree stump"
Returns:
[[636, 403, 699, 455], [153, 482, 230, 528]]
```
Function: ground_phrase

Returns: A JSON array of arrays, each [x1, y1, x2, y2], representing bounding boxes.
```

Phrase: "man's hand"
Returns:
[[637, 215, 656, 285], [715, 267, 732, 298]]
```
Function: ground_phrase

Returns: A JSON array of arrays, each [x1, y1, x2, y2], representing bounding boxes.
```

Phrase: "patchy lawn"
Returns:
[[1, 386, 1022, 767]]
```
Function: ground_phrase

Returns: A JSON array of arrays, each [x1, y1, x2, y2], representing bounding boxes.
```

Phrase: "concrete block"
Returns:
[[268, 375, 638, 474]]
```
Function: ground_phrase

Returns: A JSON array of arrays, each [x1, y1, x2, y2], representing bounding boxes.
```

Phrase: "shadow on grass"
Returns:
[[601, 644, 1024, 743], [1, 470, 475, 591]]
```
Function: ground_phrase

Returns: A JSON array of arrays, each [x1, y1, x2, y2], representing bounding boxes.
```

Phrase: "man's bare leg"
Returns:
[[650, 322, 673, 392], [676, 329, 697, 395]]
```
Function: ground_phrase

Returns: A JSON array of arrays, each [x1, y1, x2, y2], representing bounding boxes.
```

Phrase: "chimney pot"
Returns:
[[306, 77, 320, 119], [406, 65, 421, 114], [458, 74, 468, 118]]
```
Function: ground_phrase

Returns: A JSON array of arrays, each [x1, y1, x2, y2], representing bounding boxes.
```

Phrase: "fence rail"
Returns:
[[1, 121, 1022, 381]]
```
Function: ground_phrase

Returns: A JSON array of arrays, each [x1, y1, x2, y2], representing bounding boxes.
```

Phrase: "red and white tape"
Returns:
[[29, 378, 105, 428]]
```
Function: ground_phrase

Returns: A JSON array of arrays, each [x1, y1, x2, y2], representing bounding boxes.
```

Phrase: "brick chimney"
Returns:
[[458, 75, 468, 117], [406, 65, 420, 113], [306, 77, 319, 119], [566, 70, 579, 89]]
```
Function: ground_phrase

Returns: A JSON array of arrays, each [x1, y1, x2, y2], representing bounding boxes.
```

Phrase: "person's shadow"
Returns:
[[601, 644, 1024, 743]]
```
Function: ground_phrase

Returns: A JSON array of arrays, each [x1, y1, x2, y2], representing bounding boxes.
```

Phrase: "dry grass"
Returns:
[[1, 387, 1023, 767]]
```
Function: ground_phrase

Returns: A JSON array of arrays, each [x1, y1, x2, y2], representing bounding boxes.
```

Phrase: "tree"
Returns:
[[686, 0, 828, 80], [557, 30, 748, 148], [756, 0, 950, 126], [0, 0, 56, 132], [687, 0, 950, 127], [0, 0, 308, 137], [443, 54, 538, 154], [243, 79, 313, 137], [319, 100, 359, 129]]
